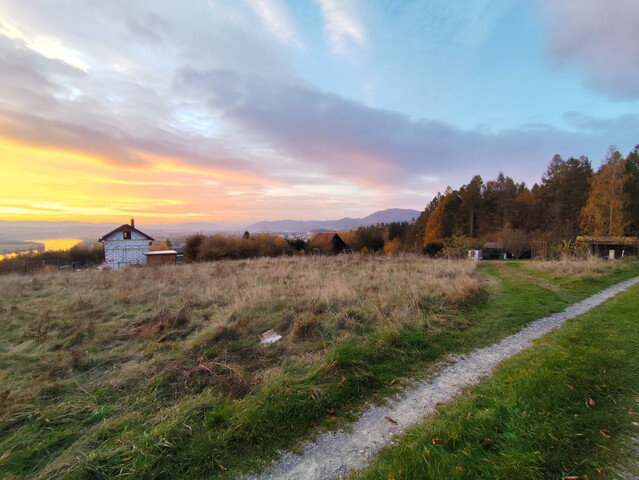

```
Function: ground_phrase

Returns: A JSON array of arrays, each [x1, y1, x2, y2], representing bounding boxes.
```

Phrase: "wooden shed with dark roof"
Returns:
[[99, 219, 154, 269], [307, 232, 348, 254], [576, 236, 639, 258]]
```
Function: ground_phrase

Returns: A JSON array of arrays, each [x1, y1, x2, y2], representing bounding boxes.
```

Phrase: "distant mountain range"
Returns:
[[245, 208, 421, 233], [0, 209, 421, 249]]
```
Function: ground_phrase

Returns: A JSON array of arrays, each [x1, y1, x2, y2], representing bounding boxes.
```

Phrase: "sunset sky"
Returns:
[[1, 1, 638, 225]]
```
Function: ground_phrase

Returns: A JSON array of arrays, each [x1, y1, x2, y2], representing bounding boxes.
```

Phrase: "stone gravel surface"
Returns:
[[246, 276, 639, 480]]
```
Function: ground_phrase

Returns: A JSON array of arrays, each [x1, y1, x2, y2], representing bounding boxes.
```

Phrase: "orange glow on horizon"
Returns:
[[28, 238, 83, 251], [0, 138, 279, 224]]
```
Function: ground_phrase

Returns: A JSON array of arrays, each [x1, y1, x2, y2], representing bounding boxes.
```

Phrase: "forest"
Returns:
[[341, 144, 639, 258]]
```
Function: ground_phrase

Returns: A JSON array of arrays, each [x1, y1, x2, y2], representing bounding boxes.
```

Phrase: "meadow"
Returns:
[[0, 254, 638, 479]]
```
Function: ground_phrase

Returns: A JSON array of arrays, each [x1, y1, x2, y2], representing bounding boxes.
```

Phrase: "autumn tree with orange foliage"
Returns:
[[424, 201, 445, 245], [150, 242, 170, 251], [580, 147, 629, 236], [383, 237, 403, 254]]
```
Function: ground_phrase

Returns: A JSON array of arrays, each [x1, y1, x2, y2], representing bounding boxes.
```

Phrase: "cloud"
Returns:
[[316, 0, 366, 53], [177, 69, 625, 191], [245, 0, 303, 47], [538, 0, 639, 99]]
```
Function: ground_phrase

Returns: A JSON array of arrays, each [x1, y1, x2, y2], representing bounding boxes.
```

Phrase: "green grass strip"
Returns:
[[355, 283, 639, 480]]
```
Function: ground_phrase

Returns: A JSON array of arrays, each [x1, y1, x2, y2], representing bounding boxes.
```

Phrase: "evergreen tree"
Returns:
[[540, 154, 593, 239], [625, 145, 639, 235]]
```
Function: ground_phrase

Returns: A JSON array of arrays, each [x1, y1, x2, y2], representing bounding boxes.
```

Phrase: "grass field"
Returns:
[[0, 254, 638, 479]]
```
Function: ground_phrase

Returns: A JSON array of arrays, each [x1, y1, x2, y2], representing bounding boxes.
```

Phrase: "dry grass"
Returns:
[[525, 254, 617, 276], [0, 254, 478, 416]]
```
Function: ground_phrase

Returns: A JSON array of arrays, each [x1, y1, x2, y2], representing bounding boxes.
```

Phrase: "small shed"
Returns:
[[576, 236, 639, 258], [144, 250, 178, 266], [99, 219, 154, 269], [307, 232, 348, 254]]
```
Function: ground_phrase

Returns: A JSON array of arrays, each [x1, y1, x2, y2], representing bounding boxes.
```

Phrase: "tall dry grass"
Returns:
[[525, 254, 617, 276], [0, 254, 478, 411]]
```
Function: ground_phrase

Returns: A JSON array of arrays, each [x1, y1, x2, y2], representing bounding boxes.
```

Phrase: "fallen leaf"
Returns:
[[385, 416, 398, 424], [450, 359, 458, 363], [122, 457, 133, 461], [329, 408, 335, 415], [564, 477, 578, 480], [593, 444, 611, 452], [588, 397, 596, 406], [600, 430, 611, 439], [432, 438, 440, 445], [534, 451, 541, 455], [218, 464, 227, 471], [290, 422, 294, 430], [385, 379, 397, 386], [596, 468, 604, 474], [548, 432, 559, 441], [466, 389, 471, 397], [466, 412, 471, 420], [567, 384, 574, 391], [595, 385, 601, 390]]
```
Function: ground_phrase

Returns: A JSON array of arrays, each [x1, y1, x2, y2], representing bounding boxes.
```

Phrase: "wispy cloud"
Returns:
[[316, 0, 366, 53], [245, 0, 303, 48], [538, 0, 639, 99]]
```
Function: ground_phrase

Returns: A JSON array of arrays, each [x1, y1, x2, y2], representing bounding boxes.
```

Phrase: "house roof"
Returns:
[[99, 224, 155, 242], [144, 250, 177, 256], [307, 232, 346, 249], [576, 235, 639, 246]]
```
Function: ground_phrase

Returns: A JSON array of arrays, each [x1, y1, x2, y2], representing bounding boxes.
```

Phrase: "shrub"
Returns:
[[184, 233, 205, 260], [424, 242, 444, 256], [442, 232, 471, 259]]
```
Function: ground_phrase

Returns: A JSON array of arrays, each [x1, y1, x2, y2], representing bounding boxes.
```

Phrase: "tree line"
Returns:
[[340, 145, 639, 258], [182, 145, 639, 262]]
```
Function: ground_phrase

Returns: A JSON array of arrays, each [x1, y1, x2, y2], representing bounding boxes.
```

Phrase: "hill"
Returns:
[[246, 208, 420, 233]]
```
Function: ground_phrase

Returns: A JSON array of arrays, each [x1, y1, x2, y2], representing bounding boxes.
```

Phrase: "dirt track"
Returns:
[[246, 275, 639, 480]]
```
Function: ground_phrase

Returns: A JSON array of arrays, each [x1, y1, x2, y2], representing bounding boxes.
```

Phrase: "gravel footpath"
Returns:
[[246, 276, 639, 480]]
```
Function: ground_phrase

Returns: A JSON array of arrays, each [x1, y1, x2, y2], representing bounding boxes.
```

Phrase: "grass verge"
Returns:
[[354, 282, 639, 479]]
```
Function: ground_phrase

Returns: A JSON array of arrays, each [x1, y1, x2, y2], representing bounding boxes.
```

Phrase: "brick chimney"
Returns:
[[131, 218, 135, 228]]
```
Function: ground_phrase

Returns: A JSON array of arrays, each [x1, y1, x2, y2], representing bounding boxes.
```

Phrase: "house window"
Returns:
[[123, 231, 131, 240]]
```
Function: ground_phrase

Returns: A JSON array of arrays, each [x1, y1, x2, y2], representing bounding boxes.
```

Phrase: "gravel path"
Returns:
[[247, 276, 639, 480]]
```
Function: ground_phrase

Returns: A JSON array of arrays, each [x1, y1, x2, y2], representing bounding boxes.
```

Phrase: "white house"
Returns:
[[99, 219, 154, 269]]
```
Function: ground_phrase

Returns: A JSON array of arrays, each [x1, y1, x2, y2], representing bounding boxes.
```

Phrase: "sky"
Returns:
[[1, 0, 638, 226]]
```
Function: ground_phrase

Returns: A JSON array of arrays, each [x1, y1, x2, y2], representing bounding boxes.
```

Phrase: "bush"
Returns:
[[184, 233, 205, 261], [424, 242, 444, 256], [442, 232, 471, 259]]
